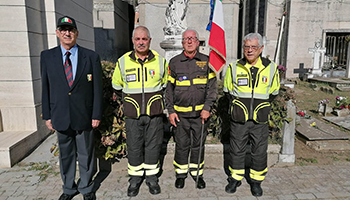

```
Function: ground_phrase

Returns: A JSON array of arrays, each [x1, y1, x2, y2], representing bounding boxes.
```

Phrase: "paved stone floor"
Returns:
[[1, 134, 350, 200], [1, 161, 350, 199]]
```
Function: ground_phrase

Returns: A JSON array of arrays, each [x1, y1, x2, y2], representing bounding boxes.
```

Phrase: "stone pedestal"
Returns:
[[333, 109, 350, 117], [279, 100, 296, 163], [283, 81, 295, 89], [160, 35, 183, 62], [311, 69, 324, 77], [318, 103, 333, 116]]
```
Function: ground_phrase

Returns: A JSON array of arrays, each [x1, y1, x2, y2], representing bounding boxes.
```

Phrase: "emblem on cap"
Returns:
[[62, 17, 72, 24]]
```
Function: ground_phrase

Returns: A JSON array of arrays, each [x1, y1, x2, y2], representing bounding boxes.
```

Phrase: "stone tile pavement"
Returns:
[[1, 134, 350, 200], [1, 163, 350, 200]]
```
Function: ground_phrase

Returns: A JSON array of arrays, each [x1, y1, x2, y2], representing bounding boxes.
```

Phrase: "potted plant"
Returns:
[[339, 97, 350, 110]]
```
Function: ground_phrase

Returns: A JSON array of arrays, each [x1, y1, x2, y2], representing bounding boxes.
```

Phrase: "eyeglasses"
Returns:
[[243, 45, 260, 51], [58, 27, 77, 34], [182, 37, 198, 42]]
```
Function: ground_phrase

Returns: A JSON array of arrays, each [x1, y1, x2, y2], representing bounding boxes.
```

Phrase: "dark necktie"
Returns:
[[64, 52, 73, 87]]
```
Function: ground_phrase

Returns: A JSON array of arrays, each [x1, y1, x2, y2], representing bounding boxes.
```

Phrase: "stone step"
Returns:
[[309, 140, 350, 151], [0, 130, 49, 168], [336, 86, 350, 91], [111, 143, 281, 172]]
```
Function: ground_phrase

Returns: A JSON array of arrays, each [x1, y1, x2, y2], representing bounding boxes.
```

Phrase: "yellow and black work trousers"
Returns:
[[125, 115, 163, 185], [173, 116, 207, 179], [228, 120, 269, 183]]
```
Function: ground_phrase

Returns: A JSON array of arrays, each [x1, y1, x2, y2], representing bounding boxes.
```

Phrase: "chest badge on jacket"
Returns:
[[196, 61, 207, 68], [262, 76, 268, 84], [237, 78, 248, 86], [149, 69, 155, 79], [178, 76, 187, 82], [87, 74, 92, 81]]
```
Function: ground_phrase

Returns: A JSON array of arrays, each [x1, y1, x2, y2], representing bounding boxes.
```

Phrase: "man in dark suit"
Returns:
[[41, 16, 102, 200]]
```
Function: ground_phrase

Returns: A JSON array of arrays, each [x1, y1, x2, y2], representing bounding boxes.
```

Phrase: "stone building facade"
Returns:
[[1, 0, 349, 167], [283, 0, 350, 78], [0, 0, 96, 168]]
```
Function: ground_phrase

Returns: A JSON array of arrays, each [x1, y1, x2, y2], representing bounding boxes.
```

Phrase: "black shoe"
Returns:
[[175, 178, 185, 189], [225, 178, 242, 194], [146, 182, 161, 195], [250, 182, 263, 197], [83, 192, 96, 200], [196, 177, 206, 189], [59, 191, 79, 200], [127, 182, 142, 197]]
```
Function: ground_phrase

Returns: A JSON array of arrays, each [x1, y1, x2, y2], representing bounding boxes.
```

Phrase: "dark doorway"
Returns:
[[237, 0, 267, 58]]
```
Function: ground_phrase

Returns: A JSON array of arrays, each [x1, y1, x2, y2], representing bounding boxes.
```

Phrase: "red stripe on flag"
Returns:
[[209, 23, 226, 58], [209, 51, 225, 73]]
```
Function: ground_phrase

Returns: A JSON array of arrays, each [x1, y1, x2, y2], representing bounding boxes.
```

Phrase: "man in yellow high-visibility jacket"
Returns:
[[112, 26, 168, 197], [223, 33, 280, 197]]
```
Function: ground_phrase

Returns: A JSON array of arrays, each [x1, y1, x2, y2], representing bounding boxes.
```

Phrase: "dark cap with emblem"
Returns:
[[57, 16, 77, 29]]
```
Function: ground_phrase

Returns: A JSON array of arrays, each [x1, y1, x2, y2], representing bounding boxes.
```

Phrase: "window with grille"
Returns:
[[324, 33, 350, 70]]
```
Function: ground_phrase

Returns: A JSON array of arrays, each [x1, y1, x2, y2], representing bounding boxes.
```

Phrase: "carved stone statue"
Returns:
[[164, 0, 189, 36]]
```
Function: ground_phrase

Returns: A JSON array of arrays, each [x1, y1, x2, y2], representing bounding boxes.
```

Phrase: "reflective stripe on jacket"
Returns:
[[223, 57, 280, 123], [112, 50, 168, 118]]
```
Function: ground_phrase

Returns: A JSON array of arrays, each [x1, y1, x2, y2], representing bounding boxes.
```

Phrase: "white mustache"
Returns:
[[138, 44, 146, 48]]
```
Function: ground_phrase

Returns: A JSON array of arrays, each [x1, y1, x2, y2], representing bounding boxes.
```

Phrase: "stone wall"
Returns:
[[0, 0, 46, 132], [0, 0, 95, 132], [264, 0, 285, 62], [285, 0, 350, 78], [93, 0, 134, 62], [0, 0, 95, 167]]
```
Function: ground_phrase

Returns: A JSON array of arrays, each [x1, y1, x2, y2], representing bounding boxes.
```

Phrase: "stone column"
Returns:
[[279, 100, 296, 163], [346, 42, 350, 79], [0, 111, 2, 132]]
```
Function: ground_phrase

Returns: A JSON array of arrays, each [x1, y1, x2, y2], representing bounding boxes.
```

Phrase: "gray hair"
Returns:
[[132, 25, 151, 38], [182, 28, 199, 39], [243, 33, 263, 47]]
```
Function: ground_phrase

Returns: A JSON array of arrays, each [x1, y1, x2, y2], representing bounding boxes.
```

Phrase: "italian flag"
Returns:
[[208, 0, 226, 74]]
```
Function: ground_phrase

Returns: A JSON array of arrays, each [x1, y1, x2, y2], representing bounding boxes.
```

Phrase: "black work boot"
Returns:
[[250, 182, 263, 197], [225, 178, 242, 193], [127, 181, 142, 197], [146, 181, 161, 195], [175, 178, 185, 189], [195, 177, 206, 189]]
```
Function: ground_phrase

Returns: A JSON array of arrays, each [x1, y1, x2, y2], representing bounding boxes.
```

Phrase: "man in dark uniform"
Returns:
[[165, 29, 217, 189], [41, 16, 102, 200]]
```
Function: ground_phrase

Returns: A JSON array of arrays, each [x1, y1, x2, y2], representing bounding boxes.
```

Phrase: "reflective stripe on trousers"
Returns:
[[228, 120, 269, 182], [125, 115, 163, 183], [173, 116, 207, 178]]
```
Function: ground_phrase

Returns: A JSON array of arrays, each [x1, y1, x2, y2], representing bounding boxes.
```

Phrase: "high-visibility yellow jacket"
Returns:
[[112, 50, 168, 118], [223, 57, 280, 123]]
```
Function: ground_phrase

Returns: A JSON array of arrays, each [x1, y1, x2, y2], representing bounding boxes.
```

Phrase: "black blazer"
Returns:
[[41, 45, 103, 132]]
